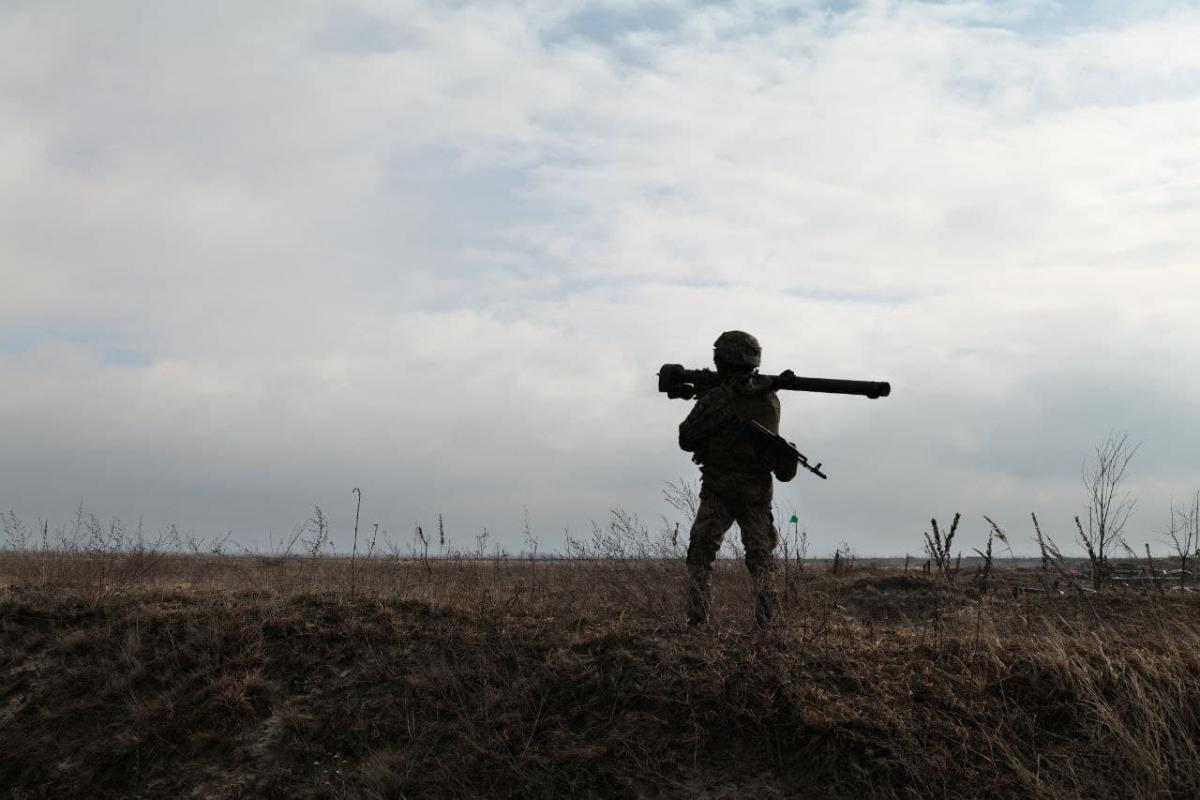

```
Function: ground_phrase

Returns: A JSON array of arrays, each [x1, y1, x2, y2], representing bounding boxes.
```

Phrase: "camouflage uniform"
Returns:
[[679, 332, 784, 628]]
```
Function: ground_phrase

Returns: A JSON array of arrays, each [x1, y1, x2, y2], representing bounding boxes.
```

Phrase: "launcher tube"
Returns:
[[771, 374, 890, 398]]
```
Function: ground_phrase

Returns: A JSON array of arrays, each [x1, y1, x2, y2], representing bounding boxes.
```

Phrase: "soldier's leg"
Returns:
[[685, 487, 734, 626], [737, 501, 779, 627]]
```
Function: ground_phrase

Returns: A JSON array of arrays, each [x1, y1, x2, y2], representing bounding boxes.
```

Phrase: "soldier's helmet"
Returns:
[[713, 330, 761, 369]]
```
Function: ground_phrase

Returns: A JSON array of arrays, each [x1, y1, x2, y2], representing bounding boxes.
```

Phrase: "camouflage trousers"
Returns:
[[685, 472, 778, 627]]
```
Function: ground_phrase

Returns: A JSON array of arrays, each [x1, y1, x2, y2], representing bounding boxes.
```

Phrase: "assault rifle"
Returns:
[[657, 364, 890, 401], [745, 420, 827, 480]]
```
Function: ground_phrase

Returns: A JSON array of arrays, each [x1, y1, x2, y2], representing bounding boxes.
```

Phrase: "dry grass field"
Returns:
[[3, 529, 1200, 800]]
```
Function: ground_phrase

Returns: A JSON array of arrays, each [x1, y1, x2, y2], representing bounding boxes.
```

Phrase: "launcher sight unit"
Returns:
[[657, 364, 891, 401]]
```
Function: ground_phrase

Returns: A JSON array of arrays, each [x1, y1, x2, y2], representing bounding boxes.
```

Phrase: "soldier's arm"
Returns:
[[678, 386, 736, 452], [762, 393, 800, 480], [764, 393, 781, 435]]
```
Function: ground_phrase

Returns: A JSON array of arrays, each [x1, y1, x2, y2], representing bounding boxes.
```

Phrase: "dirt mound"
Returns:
[[3, 570, 1200, 799], [852, 573, 934, 593]]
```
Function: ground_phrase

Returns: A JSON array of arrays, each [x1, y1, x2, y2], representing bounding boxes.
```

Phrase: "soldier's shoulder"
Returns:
[[733, 373, 775, 396]]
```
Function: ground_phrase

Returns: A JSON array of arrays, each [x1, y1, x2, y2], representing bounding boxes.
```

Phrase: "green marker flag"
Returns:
[[788, 515, 799, 524]]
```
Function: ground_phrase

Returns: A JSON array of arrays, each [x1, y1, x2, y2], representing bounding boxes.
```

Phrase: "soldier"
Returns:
[[679, 331, 797, 629]]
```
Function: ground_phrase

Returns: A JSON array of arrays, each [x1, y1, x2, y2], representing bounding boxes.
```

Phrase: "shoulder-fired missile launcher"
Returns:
[[657, 363, 890, 401]]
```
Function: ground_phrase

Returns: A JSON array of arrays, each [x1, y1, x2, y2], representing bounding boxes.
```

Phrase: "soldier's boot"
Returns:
[[686, 563, 712, 628]]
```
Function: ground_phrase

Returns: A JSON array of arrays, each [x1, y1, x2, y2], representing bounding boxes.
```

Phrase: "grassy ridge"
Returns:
[[2, 558, 1200, 798]]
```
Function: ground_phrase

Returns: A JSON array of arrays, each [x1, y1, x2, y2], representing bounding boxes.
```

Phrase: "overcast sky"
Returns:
[[2, 0, 1198, 557]]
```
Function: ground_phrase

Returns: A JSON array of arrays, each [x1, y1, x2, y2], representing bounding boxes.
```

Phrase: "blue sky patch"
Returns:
[[0, 327, 152, 366]]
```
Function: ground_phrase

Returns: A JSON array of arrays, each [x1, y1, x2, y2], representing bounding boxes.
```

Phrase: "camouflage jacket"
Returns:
[[678, 373, 781, 475]]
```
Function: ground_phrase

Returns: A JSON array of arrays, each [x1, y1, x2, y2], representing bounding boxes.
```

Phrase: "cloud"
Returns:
[[2, 0, 1199, 556]]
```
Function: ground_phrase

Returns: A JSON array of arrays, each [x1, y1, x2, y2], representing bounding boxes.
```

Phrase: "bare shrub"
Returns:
[[350, 488, 362, 596], [662, 478, 700, 524], [302, 505, 331, 558], [1031, 511, 1078, 592], [976, 516, 1007, 593], [923, 513, 960, 581], [1077, 431, 1139, 589], [1167, 490, 1199, 590]]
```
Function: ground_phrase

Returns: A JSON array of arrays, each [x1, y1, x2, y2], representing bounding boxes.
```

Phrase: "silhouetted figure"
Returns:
[[678, 331, 797, 629]]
